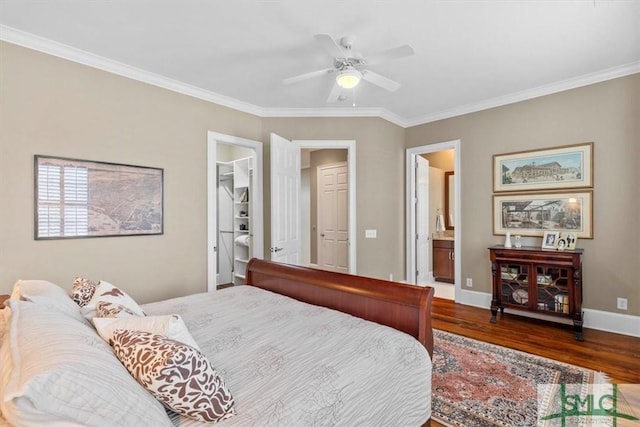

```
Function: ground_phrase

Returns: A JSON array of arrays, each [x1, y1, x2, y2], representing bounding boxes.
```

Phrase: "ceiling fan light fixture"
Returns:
[[336, 68, 362, 89]]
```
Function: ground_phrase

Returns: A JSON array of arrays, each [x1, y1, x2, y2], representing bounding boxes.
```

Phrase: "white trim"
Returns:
[[582, 308, 640, 338], [457, 289, 640, 338], [207, 131, 264, 292], [294, 140, 356, 274], [1, 26, 263, 117], [4, 25, 638, 129], [404, 61, 640, 127], [406, 140, 461, 296]]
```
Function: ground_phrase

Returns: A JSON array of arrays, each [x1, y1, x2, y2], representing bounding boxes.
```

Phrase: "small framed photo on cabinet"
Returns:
[[555, 237, 568, 250], [541, 231, 560, 249], [559, 232, 578, 250]]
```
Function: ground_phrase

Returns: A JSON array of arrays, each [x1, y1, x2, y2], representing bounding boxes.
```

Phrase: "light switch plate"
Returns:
[[365, 229, 377, 238]]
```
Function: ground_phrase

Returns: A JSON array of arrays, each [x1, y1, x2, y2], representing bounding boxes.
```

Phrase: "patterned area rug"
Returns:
[[432, 329, 606, 427]]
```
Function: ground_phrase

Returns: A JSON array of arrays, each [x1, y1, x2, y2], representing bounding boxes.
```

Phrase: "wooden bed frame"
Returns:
[[246, 258, 435, 358]]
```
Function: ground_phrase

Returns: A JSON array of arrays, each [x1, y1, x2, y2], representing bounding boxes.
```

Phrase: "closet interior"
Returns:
[[217, 155, 252, 286]]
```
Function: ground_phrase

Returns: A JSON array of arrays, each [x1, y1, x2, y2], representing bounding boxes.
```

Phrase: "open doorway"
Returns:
[[207, 131, 263, 292], [270, 135, 356, 273], [406, 140, 460, 301]]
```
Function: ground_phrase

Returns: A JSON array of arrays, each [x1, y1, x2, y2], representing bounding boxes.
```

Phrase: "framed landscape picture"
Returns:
[[493, 191, 593, 238], [493, 143, 593, 192], [35, 155, 163, 239]]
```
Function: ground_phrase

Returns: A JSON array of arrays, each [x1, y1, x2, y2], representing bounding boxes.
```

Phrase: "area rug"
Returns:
[[432, 329, 608, 427]]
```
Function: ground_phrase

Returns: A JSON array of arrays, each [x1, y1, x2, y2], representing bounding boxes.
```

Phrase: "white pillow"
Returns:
[[10, 280, 87, 324], [0, 299, 173, 427], [80, 280, 145, 320], [93, 314, 200, 350], [111, 330, 235, 423]]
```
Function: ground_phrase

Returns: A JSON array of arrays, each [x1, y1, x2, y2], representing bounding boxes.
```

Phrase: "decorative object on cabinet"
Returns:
[[559, 232, 578, 250], [35, 155, 163, 239], [541, 231, 559, 249], [433, 239, 454, 283], [492, 142, 593, 193], [504, 231, 512, 248], [514, 235, 522, 248], [493, 191, 592, 238], [488, 245, 584, 340]]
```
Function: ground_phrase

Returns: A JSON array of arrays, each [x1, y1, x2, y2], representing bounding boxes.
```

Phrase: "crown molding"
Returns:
[[404, 61, 640, 127], [2, 25, 638, 129], [0, 25, 265, 117]]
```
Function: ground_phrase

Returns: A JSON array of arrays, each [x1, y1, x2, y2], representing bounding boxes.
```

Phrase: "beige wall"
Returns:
[[0, 42, 407, 301], [407, 74, 640, 315], [2, 41, 638, 317], [0, 42, 262, 302], [261, 118, 406, 280]]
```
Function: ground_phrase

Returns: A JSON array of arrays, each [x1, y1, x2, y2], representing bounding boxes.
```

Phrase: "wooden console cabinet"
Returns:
[[489, 245, 584, 340], [433, 239, 454, 283]]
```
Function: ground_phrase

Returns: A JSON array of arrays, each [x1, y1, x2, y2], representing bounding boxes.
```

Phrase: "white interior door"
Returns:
[[317, 162, 348, 272], [270, 133, 301, 264], [416, 156, 430, 284]]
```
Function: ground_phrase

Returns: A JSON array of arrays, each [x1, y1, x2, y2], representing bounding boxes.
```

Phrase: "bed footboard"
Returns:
[[246, 258, 434, 357]]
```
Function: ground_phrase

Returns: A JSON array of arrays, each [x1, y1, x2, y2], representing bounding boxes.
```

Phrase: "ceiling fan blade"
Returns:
[[326, 82, 343, 103], [314, 33, 347, 58], [363, 45, 414, 65], [361, 70, 401, 92], [283, 68, 334, 85]]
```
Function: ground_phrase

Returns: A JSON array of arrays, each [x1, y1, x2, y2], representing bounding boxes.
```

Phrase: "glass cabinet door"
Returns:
[[535, 265, 570, 313], [500, 264, 530, 307]]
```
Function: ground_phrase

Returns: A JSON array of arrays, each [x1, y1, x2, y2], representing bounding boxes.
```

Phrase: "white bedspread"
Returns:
[[142, 285, 432, 426]]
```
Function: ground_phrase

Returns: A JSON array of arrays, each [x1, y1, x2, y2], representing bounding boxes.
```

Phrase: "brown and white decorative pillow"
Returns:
[[110, 330, 235, 423], [96, 301, 139, 318], [70, 277, 98, 307], [80, 280, 145, 320]]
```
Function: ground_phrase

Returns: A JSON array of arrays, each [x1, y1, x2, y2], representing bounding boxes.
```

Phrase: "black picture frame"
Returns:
[[35, 155, 164, 240]]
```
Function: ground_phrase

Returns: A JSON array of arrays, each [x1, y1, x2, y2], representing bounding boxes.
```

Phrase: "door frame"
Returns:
[[291, 140, 357, 274], [207, 131, 264, 292], [406, 140, 461, 297]]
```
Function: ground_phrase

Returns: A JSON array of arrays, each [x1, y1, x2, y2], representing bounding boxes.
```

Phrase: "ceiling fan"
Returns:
[[283, 34, 414, 103]]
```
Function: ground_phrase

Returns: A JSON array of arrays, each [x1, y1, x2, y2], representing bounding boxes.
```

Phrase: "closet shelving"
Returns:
[[232, 157, 251, 283]]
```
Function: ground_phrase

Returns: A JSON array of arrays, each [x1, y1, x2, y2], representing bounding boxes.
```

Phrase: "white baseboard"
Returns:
[[582, 308, 640, 337], [456, 290, 640, 338]]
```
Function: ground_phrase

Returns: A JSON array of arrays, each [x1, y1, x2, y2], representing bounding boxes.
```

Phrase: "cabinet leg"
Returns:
[[490, 303, 499, 323], [573, 312, 584, 341]]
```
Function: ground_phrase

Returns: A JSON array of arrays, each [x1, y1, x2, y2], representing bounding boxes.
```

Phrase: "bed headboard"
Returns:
[[246, 259, 434, 357]]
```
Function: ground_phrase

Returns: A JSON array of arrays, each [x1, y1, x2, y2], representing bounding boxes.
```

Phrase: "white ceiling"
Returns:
[[1, 1, 639, 127]]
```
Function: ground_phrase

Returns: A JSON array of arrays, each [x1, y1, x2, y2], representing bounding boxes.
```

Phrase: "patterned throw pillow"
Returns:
[[110, 330, 235, 423], [80, 280, 145, 320], [96, 301, 139, 318], [70, 277, 98, 307]]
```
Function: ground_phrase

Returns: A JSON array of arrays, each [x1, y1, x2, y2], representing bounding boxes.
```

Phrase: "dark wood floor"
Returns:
[[431, 297, 640, 384]]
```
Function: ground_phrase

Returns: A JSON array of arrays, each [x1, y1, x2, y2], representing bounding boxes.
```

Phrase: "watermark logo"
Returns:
[[538, 383, 639, 426]]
